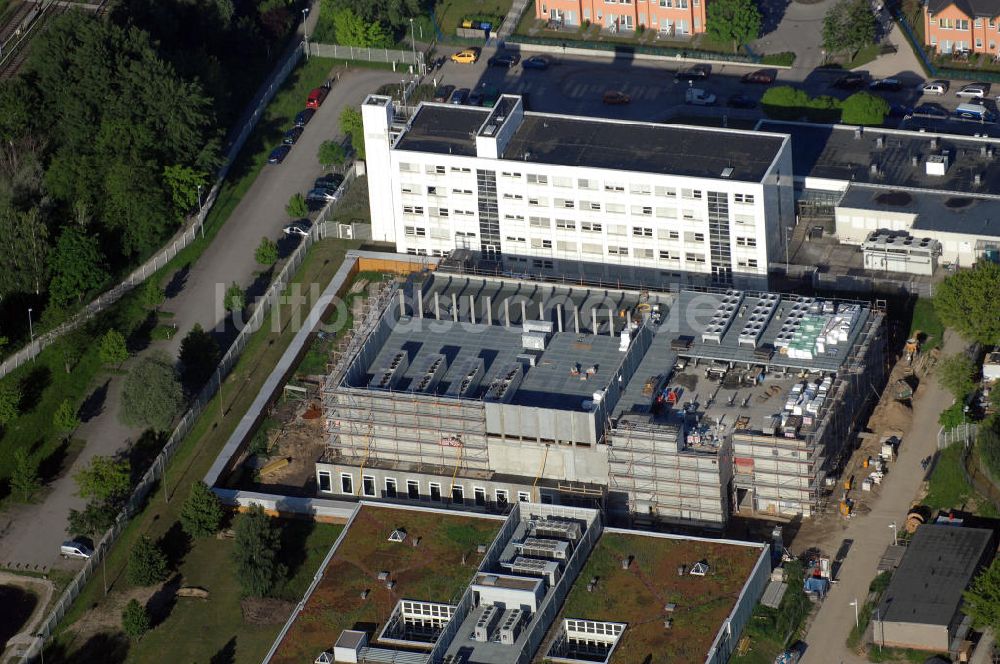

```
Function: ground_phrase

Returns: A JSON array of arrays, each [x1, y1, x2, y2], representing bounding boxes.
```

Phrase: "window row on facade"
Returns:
[[318, 471, 534, 506]]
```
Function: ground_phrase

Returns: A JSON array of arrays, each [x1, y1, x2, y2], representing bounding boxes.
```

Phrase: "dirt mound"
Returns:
[[870, 399, 913, 436], [241, 597, 295, 625]]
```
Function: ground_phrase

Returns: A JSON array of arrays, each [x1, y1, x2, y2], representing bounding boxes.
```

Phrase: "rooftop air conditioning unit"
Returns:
[[926, 154, 949, 176]]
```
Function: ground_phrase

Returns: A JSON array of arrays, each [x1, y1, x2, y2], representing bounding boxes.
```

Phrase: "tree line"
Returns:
[[0, 0, 300, 346]]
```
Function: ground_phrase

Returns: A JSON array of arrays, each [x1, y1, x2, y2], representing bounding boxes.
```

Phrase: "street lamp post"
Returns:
[[889, 521, 897, 546], [27, 307, 34, 360], [197, 184, 204, 238], [409, 17, 418, 70], [302, 8, 309, 59], [849, 599, 859, 629]]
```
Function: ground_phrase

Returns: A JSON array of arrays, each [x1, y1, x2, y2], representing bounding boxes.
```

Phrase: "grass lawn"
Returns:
[[924, 443, 971, 509], [123, 522, 343, 664], [731, 633, 785, 664], [436, 0, 511, 37], [909, 297, 943, 350], [847, 43, 882, 69], [329, 175, 371, 225], [269, 506, 502, 664], [47, 237, 360, 662]]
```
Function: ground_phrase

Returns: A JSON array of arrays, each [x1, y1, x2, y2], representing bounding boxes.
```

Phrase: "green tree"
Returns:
[[163, 164, 209, 219], [0, 207, 50, 299], [48, 226, 109, 307], [10, 449, 41, 502], [0, 381, 21, 426], [822, 0, 876, 57], [122, 599, 151, 640], [964, 556, 1000, 630], [68, 500, 119, 537], [255, 237, 279, 266], [841, 91, 889, 125], [54, 399, 80, 433], [181, 481, 225, 537], [317, 140, 347, 170], [285, 193, 308, 219], [232, 504, 286, 597], [330, 6, 392, 47], [121, 351, 185, 431], [935, 262, 1000, 345], [98, 328, 129, 367], [75, 455, 131, 504], [0, 77, 36, 141], [340, 107, 365, 159], [138, 278, 166, 310], [706, 0, 762, 52], [939, 353, 977, 401], [225, 282, 246, 312], [127, 536, 169, 586], [178, 323, 220, 390]]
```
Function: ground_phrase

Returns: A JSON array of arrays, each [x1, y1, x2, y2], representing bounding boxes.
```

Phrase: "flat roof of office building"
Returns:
[[267, 504, 502, 664], [759, 121, 1000, 194], [396, 102, 786, 181], [838, 184, 1000, 238], [878, 524, 995, 627]]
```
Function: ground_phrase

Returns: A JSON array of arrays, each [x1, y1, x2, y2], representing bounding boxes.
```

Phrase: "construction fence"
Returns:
[[307, 42, 425, 72], [0, 40, 307, 381], [16, 215, 345, 663]]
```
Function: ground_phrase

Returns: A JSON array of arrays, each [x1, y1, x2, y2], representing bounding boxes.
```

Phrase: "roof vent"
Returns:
[[876, 136, 884, 148], [926, 153, 948, 176], [930, 137, 939, 149], [721, 166, 734, 178], [870, 163, 879, 176], [911, 155, 919, 167], [854, 127, 863, 139], [975, 172, 983, 186]]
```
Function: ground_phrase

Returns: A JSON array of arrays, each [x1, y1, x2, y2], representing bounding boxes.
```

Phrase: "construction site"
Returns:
[[312, 269, 889, 531]]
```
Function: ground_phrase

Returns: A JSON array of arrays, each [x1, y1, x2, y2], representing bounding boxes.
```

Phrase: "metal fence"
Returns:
[[15, 213, 343, 663], [509, 33, 759, 64], [895, 9, 1000, 82], [0, 41, 307, 381], [938, 422, 979, 449], [307, 42, 424, 70]]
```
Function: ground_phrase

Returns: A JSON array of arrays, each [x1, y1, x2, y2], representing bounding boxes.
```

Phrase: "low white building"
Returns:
[[364, 94, 795, 288]]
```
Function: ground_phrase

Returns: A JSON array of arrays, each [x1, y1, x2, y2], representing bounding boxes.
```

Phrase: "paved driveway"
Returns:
[[0, 64, 403, 571]]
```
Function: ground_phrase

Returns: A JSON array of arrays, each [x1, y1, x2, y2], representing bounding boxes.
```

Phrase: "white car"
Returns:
[[921, 80, 949, 95], [283, 221, 312, 237], [61, 540, 93, 559], [685, 88, 717, 106], [957, 84, 989, 98]]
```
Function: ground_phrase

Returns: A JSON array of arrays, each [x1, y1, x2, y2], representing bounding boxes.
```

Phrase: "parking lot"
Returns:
[[426, 44, 1000, 133]]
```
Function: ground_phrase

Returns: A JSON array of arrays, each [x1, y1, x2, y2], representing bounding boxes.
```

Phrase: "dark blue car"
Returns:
[[268, 144, 291, 164], [522, 55, 550, 70], [294, 108, 316, 127]]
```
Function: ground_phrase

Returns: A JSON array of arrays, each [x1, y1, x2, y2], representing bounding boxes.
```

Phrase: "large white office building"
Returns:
[[362, 94, 795, 288]]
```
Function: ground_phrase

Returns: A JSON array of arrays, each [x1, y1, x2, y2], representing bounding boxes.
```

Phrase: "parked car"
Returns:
[[294, 108, 315, 126], [741, 69, 775, 84], [450, 47, 481, 64], [912, 103, 949, 119], [674, 64, 711, 82], [449, 88, 470, 104], [888, 103, 913, 117], [727, 93, 757, 109], [307, 187, 340, 202], [921, 79, 949, 95], [283, 220, 312, 237], [61, 540, 93, 559], [433, 85, 455, 102], [957, 83, 990, 98], [282, 126, 304, 145], [267, 144, 291, 164], [315, 173, 344, 190], [685, 88, 716, 106], [306, 85, 330, 109], [468, 89, 484, 106], [522, 55, 550, 70], [602, 90, 631, 105], [869, 77, 903, 91], [832, 73, 868, 89], [488, 53, 519, 68]]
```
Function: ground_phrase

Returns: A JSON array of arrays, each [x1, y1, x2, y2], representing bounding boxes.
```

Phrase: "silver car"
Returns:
[[921, 80, 949, 95], [957, 84, 989, 98]]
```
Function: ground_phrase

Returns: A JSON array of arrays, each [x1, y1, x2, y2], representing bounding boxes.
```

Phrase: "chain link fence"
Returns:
[[0, 41, 307, 382], [307, 42, 424, 71], [15, 213, 342, 663]]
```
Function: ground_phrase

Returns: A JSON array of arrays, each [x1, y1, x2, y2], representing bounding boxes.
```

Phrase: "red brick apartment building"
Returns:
[[924, 0, 1000, 54], [535, 0, 708, 37]]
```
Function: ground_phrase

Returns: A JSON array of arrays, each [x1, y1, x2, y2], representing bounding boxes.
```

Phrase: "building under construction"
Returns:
[[317, 271, 887, 529]]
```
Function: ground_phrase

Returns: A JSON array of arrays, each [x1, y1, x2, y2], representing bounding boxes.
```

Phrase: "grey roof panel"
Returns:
[[838, 184, 1000, 238]]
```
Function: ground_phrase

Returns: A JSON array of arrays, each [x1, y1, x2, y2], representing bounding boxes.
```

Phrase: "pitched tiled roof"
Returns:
[[928, 0, 1000, 18]]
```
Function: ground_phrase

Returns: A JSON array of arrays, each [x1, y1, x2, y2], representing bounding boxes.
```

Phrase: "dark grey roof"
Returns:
[[395, 104, 488, 157], [397, 102, 787, 182], [878, 525, 995, 627], [927, 0, 1000, 18], [838, 184, 1000, 237], [759, 121, 1000, 195], [504, 115, 786, 182]]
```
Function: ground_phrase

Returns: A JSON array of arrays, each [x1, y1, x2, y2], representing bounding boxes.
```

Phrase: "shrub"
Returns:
[[232, 504, 286, 597], [120, 351, 185, 432], [127, 536, 169, 586], [122, 599, 150, 640], [762, 51, 796, 66], [181, 481, 225, 538], [841, 91, 889, 125]]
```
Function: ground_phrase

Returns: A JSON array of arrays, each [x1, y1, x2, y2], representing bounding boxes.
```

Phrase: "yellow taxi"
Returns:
[[450, 48, 481, 64]]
